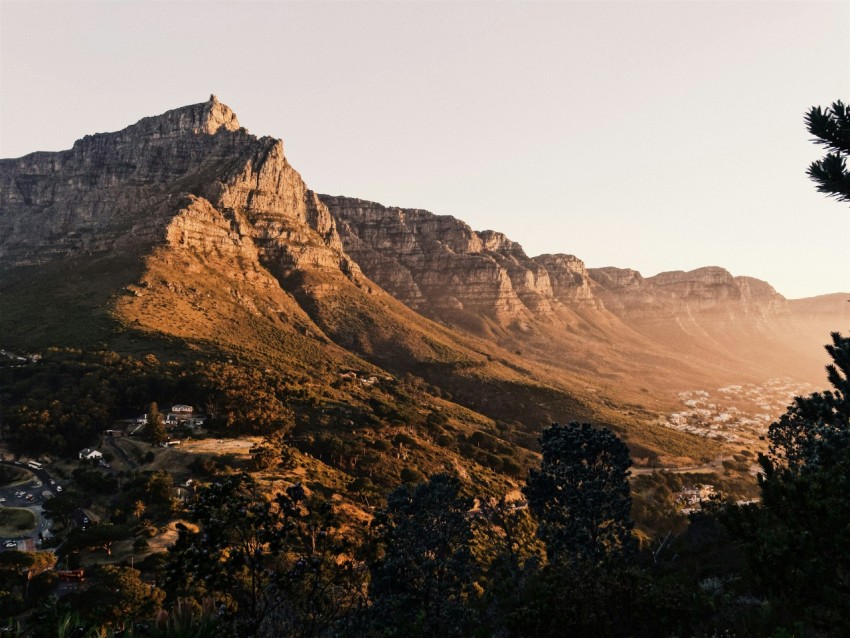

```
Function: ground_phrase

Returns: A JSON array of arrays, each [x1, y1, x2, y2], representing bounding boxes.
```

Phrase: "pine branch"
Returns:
[[807, 153, 850, 202], [806, 100, 850, 155]]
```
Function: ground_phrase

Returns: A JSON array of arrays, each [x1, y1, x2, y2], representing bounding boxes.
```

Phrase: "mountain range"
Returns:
[[1, 95, 847, 478]]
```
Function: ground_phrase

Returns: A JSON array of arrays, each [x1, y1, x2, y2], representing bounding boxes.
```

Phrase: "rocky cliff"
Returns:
[[320, 194, 841, 387], [2, 96, 845, 443], [322, 196, 794, 330], [0, 96, 353, 285], [587, 266, 788, 320], [321, 195, 599, 333], [2, 97, 629, 451]]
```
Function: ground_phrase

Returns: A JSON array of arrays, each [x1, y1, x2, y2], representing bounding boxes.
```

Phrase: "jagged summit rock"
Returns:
[[0, 96, 345, 278], [122, 93, 243, 138], [77, 94, 242, 146]]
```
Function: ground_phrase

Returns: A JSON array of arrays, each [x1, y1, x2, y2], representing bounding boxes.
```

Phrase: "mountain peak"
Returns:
[[200, 94, 241, 134], [90, 95, 243, 143]]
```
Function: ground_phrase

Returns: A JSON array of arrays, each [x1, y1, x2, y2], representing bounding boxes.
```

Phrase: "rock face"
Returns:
[[321, 195, 599, 329], [1, 96, 843, 395], [0, 95, 353, 283], [319, 194, 841, 386], [588, 266, 788, 320], [321, 195, 791, 330]]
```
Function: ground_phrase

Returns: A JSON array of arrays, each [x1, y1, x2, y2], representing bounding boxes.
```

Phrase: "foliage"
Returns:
[[765, 331, 850, 472], [42, 491, 85, 528], [250, 437, 281, 471], [144, 471, 176, 513], [0, 551, 57, 605], [0, 349, 199, 456], [65, 524, 132, 556], [167, 473, 364, 637], [523, 422, 636, 564], [365, 473, 479, 637], [79, 565, 165, 628], [201, 363, 295, 436], [721, 331, 850, 635], [145, 402, 168, 445], [806, 100, 850, 202]]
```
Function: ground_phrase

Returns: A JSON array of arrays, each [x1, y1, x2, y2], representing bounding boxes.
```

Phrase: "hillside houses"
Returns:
[[127, 403, 207, 438], [659, 378, 811, 447]]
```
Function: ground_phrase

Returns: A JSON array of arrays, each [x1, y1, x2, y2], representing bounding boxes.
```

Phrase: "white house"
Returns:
[[78, 448, 103, 461], [171, 404, 193, 413]]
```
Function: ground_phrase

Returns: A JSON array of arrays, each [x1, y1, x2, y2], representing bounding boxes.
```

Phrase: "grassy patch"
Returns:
[[0, 507, 36, 536], [0, 466, 30, 487]]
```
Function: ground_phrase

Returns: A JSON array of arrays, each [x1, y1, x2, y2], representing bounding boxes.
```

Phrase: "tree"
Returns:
[[723, 332, 850, 633], [0, 551, 56, 602], [42, 491, 84, 529], [523, 422, 636, 564], [145, 402, 168, 445], [715, 105, 850, 634], [167, 473, 363, 637], [367, 473, 479, 637], [765, 331, 850, 472], [66, 524, 131, 556], [144, 471, 175, 513], [79, 565, 165, 628], [806, 100, 850, 202], [250, 440, 279, 471]]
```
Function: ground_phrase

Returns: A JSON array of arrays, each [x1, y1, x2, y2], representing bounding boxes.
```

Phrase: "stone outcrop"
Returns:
[[318, 193, 834, 385], [0, 95, 355, 285], [2, 95, 842, 395], [321, 195, 599, 327], [588, 266, 788, 320], [321, 195, 793, 335]]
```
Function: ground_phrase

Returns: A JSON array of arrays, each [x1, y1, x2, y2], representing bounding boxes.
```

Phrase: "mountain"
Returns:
[[1, 97, 844, 484], [2, 96, 721, 491], [321, 195, 849, 391]]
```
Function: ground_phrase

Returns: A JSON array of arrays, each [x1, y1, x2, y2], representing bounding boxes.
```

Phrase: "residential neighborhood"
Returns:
[[657, 377, 812, 447]]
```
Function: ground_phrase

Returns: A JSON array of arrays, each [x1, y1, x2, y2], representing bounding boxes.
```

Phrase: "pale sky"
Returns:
[[1, 0, 848, 298]]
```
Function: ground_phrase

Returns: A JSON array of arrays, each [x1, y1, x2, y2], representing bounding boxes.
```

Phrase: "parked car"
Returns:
[[4, 542, 16, 548]]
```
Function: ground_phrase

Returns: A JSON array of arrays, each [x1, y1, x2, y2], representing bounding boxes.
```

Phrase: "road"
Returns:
[[0, 461, 63, 551], [105, 436, 137, 470], [631, 456, 735, 476]]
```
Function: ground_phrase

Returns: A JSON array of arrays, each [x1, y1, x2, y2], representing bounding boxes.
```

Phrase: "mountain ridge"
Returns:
[[2, 96, 846, 478], [320, 193, 848, 389]]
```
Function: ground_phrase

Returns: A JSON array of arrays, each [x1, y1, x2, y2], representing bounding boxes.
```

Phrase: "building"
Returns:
[[171, 404, 193, 413], [78, 448, 103, 461]]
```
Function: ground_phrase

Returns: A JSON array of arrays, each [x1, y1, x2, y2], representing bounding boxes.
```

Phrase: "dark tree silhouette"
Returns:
[[367, 473, 479, 637], [523, 422, 636, 564], [766, 331, 850, 472], [145, 402, 168, 445], [167, 473, 363, 638], [725, 332, 850, 634], [806, 100, 850, 202]]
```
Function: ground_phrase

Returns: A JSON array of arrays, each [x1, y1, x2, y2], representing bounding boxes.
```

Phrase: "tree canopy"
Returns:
[[765, 331, 850, 472], [523, 422, 636, 564], [806, 100, 850, 202], [367, 473, 479, 637]]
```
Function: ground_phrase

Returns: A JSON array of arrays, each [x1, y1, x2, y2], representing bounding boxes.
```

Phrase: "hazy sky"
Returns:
[[2, 1, 848, 298]]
